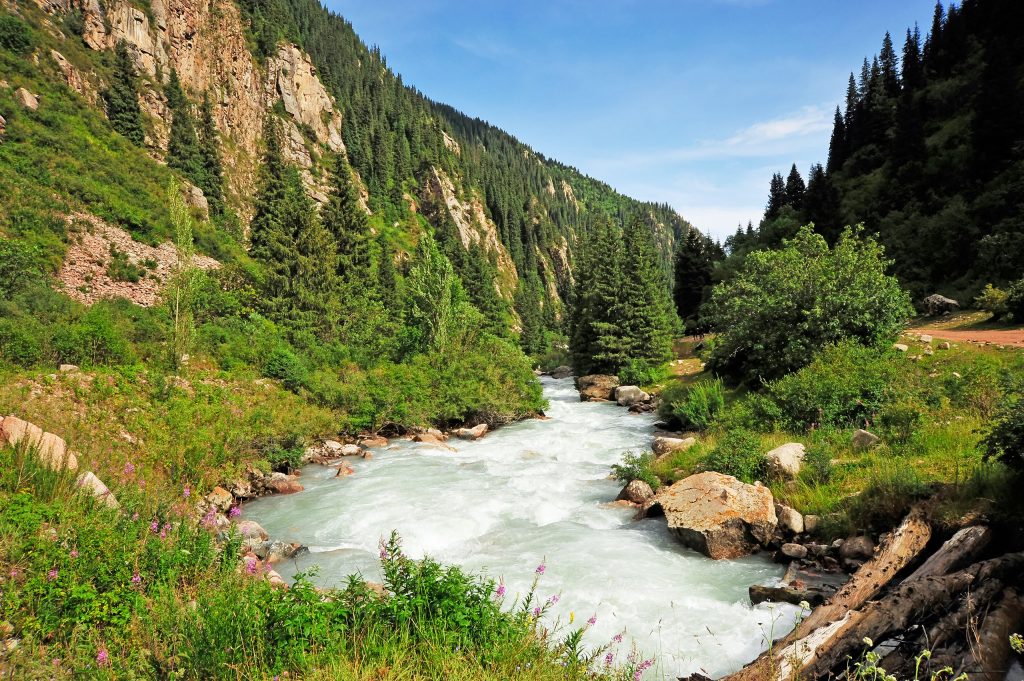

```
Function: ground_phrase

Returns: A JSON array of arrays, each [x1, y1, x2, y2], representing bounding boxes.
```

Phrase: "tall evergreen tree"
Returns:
[[104, 41, 144, 145], [827, 106, 847, 173], [804, 164, 842, 244], [614, 218, 675, 368], [249, 118, 292, 309], [196, 92, 225, 215], [785, 164, 806, 212], [901, 26, 924, 90], [568, 217, 624, 375], [321, 155, 370, 283], [765, 172, 788, 220], [672, 230, 713, 323], [879, 32, 900, 96]]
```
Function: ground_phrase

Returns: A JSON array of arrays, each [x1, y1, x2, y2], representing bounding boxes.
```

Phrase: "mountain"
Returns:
[[736, 0, 1024, 303]]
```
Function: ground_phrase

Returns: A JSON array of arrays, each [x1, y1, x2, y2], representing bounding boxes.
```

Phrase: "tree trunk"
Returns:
[[958, 588, 1024, 681], [910, 525, 992, 581]]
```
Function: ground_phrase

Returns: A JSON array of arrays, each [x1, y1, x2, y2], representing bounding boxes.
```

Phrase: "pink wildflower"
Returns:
[[131, 512, 139, 521], [547, 594, 559, 605], [47, 568, 58, 581], [604, 652, 614, 666], [183, 485, 191, 498], [131, 571, 141, 585], [532, 606, 541, 617], [149, 520, 159, 534], [494, 583, 506, 599], [69, 548, 79, 559], [535, 562, 546, 575], [245, 559, 258, 575], [123, 462, 135, 475], [96, 648, 109, 667], [587, 614, 597, 626], [613, 632, 623, 644], [228, 506, 241, 518]]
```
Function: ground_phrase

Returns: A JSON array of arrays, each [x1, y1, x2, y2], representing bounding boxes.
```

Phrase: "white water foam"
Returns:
[[243, 377, 799, 678]]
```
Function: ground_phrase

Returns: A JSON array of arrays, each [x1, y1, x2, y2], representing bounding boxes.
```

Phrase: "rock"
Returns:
[[206, 486, 233, 511], [893, 343, 909, 352], [804, 514, 821, 533], [266, 568, 288, 589], [76, 471, 118, 508], [550, 365, 572, 379], [254, 540, 304, 563], [780, 543, 808, 560], [0, 416, 78, 471], [765, 443, 805, 480], [0, 113, 5, 141], [340, 443, 362, 456], [852, 429, 880, 450], [226, 478, 253, 499], [648, 471, 777, 560], [182, 181, 209, 217], [234, 520, 269, 541], [359, 435, 388, 448], [775, 503, 805, 535], [749, 563, 847, 607], [923, 346, 934, 356], [938, 341, 951, 350], [412, 432, 448, 446], [267, 473, 303, 495], [58, 364, 79, 373], [919, 334, 933, 343], [839, 535, 875, 560], [361, 451, 373, 460], [652, 436, 697, 457], [923, 294, 959, 316], [14, 88, 38, 111], [454, 424, 488, 440], [577, 374, 619, 402], [334, 461, 354, 478], [616, 479, 655, 505], [614, 385, 650, 407]]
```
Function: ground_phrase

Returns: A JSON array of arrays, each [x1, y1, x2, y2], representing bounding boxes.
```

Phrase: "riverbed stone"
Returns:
[[780, 543, 808, 560], [614, 385, 649, 407], [765, 443, 805, 480], [577, 374, 619, 402], [454, 424, 488, 440], [648, 471, 777, 560], [804, 514, 821, 533], [616, 479, 655, 505], [234, 520, 268, 541], [359, 435, 388, 448], [267, 473, 303, 495], [852, 429, 880, 450], [206, 486, 233, 511], [341, 443, 362, 456], [550, 365, 573, 379], [652, 436, 697, 457], [775, 503, 804, 535]]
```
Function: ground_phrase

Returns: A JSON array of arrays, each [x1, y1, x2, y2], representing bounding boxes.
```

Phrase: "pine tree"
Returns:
[[785, 164, 806, 212], [765, 172, 788, 220], [377, 243, 400, 312], [569, 217, 624, 375], [196, 92, 225, 215], [167, 97, 203, 184], [104, 41, 144, 145], [321, 155, 370, 284], [901, 26, 924, 90], [672, 230, 713, 323], [249, 118, 292, 309], [287, 172, 339, 331], [615, 217, 674, 368], [879, 32, 900, 96], [804, 164, 842, 244], [827, 106, 847, 173]]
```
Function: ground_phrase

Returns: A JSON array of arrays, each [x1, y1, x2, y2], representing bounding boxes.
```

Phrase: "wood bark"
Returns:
[[909, 525, 992, 581], [958, 588, 1024, 681]]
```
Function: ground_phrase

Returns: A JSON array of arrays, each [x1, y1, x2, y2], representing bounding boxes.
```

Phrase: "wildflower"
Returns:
[[131, 512, 139, 521], [202, 509, 216, 527], [124, 462, 135, 475], [604, 652, 614, 667], [131, 571, 141, 585], [69, 548, 79, 559], [535, 562, 546, 575], [47, 568, 58, 581], [149, 520, 159, 534], [547, 594, 559, 605], [8, 568, 17, 579], [532, 606, 541, 617], [96, 648, 109, 667], [229, 506, 241, 518], [588, 614, 597, 626], [245, 559, 258, 575], [863, 637, 874, 648], [183, 485, 191, 498], [613, 632, 623, 644], [159, 528, 167, 539], [494, 583, 506, 599]]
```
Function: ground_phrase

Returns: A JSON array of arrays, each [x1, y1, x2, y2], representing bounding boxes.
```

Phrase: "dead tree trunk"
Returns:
[[910, 526, 992, 581], [958, 587, 1024, 681]]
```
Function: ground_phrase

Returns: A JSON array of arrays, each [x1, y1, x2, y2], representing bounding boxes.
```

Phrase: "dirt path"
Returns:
[[906, 327, 1024, 348]]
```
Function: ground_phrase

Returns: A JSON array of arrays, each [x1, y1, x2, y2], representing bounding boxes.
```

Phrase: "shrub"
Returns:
[[701, 429, 765, 483], [664, 378, 725, 431], [618, 358, 667, 387], [262, 346, 309, 392], [0, 237, 46, 297], [704, 226, 913, 383], [50, 306, 133, 366], [107, 245, 145, 282], [878, 401, 924, 445], [0, 15, 32, 53], [0, 317, 43, 367], [611, 451, 660, 490], [982, 395, 1024, 473], [973, 284, 1008, 318], [1005, 278, 1024, 322]]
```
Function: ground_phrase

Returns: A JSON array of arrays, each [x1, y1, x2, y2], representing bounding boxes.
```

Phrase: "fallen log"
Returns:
[[957, 588, 1024, 681], [724, 506, 932, 681], [909, 525, 992, 581]]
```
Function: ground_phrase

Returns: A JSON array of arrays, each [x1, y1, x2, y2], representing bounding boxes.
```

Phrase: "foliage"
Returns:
[[1005, 278, 1024, 321], [982, 393, 1024, 473], [0, 237, 46, 297], [106, 245, 144, 282], [610, 451, 660, 490], [664, 378, 725, 432], [166, 181, 199, 371], [701, 430, 764, 483], [973, 284, 1008, 318], [673, 229, 717, 323], [0, 14, 32, 53], [878, 401, 924, 445], [103, 41, 144, 145], [617, 358, 668, 387], [706, 226, 914, 383]]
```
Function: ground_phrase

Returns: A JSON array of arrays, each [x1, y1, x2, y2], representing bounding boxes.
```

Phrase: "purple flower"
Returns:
[[149, 520, 159, 534], [245, 559, 258, 575], [229, 506, 241, 518], [96, 648, 109, 667], [47, 568, 58, 581], [604, 652, 614, 666], [547, 594, 559, 605], [494, 583, 506, 599], [131, 571, 141, 585], [8, 568, 17, 579], [613, 632, 623, 644], [535, 562, 546, 575], [532, 606, 541, 617], [123, 462, 135, 475], [69, 548, 79, 559], [159, 529, 167, 539], [183, 485, 191, 498], [587, 614, 597, 626], [202, 509, 216, 527]]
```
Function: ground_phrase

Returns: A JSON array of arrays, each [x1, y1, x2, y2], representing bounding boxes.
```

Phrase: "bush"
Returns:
[[611, 451, 660, 490], [107, 245, 145, 283], [664, 378, 725, 431], [704, 226, 914, 383], [0, 15, 32, 53], [50, 306, 133, 366], [618, 358, 667, 387], [1005, 278, 1024, 322], [973, 284, 1009, 318], [0, 317, 43, 367], [878, 401, 923, 445], [701, 429, 765, 483], [982, 395, 1024, 473], [801, 441, 834, 485], [262, 346, 309, 392]]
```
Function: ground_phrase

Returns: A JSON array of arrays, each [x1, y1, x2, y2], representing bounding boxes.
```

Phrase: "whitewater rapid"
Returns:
[[243, 377, 799, 678]]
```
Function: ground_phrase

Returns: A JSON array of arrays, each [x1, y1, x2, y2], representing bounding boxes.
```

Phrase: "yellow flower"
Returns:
[[569, 612, 575, 624]]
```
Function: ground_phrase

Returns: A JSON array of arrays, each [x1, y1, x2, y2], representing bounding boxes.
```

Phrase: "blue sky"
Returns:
[[324, 0, 938, 240]]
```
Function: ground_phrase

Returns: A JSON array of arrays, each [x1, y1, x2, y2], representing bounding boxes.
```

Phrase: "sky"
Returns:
[[323, 0, 938, 240]]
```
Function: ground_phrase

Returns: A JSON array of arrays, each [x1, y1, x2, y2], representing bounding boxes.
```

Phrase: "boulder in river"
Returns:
[[616, 479, 655, 505], [775, 503, 804, 535], [267, 473, 304, 495], [549, 365, 573, 379], [577, 374, 619, 402], [359, 435, 388, 448], [646, 471, 777, 560], [454, 424, 488, 440], [765, 442, 805, 480], [206, 486, 233, 511], [614, 385, 649, 407]]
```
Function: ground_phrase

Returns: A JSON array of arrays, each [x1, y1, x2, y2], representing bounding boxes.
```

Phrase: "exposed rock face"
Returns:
[[617, 479, 654, 505], [765, 442, 805, 480], [577, 374, 619, 402], [652, 436, 697, 457], [14, 87, 38, 110], [269, 44, 344, 153], [852, 429, 880, 450], [50, 50, 96, 104], [649, 472, 777, 560], [614, 385, 649, 407], [454, 424, 488, 441]]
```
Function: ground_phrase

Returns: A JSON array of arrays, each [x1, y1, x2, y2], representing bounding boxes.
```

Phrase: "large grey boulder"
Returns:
[[775, 503, 805, 535], [549, 365, 572, 379], [14, 88, 38, 111], [852, 429, 880, 450], [923, 294, 959, 316], [646, 472, 777, 560], [616, 479, 655, 505], [765, 443, 805, 480], [454, 424, 488, 440], [614, 385, 649, 407], [76, 471, 118, 508], [577, 374, 619, 401]]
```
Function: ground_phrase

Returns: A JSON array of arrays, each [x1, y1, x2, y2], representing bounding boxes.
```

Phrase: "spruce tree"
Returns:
[[249, 118, 292, 309], [568, 217, 624, 375], [615, 217, 674, 369], [765, 173, 788, 220], [321, 155, 370, 283], [879, 32, 900, 96], [827, 106, 847, 173], [167, 98, 202, 183], [104, 41, 144, 145], [196, 92, 225, 215], [785, 164, 806, 212], [672, 229, 713, 323], [287, 172, 339, 331]]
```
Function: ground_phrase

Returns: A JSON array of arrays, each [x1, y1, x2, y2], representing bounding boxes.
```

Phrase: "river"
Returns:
[[243, 377, 799, 678]]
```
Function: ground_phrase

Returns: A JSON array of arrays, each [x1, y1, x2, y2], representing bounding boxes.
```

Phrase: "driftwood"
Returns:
[[957, 587, 1024, 681], [910, 526, 992, 581], [724, 506, 932, 681]]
